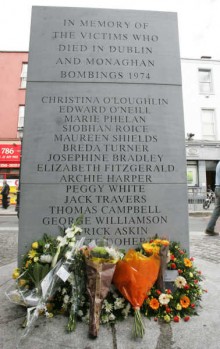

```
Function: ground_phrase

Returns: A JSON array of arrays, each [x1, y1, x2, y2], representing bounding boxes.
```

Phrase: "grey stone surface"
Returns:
[[19, 82, 188, 256], [21, 83, 186, 184], [18, 183, 189, 259], [28, 7, 181, 85]]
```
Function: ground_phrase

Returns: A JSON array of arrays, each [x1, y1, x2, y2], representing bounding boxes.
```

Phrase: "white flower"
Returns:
[[40, 254, 53, 264], [103, 300, 113, 313], [67, 273, 75, 286], [159, 293, 170, 305], [114, 298, 125, 310], [65, 228, 75, 239], [68, 241, 76, 247], [105, 247, 120, 261], [57, 236, 67, 247], [166, 250, 171, 263], [63, 294, 70, 304], [122, 303, 131, 318], [175, 276, 187, 288], [65, 251, 72, 260], [66, 225, 82, 237], [80, 296, 85, 306], [44, 243, 50, 250], [73, 226, 82, 234], [101, 314, 109, 324], [77, 310, 84, 317], [109, 313, 116, 321]]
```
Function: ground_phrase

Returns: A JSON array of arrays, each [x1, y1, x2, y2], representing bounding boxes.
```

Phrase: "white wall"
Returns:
[[181, 58, 220, 141]]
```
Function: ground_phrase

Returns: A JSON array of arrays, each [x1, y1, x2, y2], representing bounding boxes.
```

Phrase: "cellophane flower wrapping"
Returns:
[[85, 243, 121, 338], [6, 269, 42, 308], [142, 238, 170, 292], [113, 249, 160, 338], [156, 244, 170, 291]]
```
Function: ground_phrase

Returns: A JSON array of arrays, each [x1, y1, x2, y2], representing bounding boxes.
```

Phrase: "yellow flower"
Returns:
[[28, 249, 37, 259], [153, 239, 162, 244], [184, 258, 192, 268], [152, 238, 169, 246], [164, 314, 171, 323], [18, 279, 26, 287], [33, 256, 39, 262], [160, 239, 170, 246], [32, 241, 39, 249], [142, 242, 160, 255], [176, 303, 182, 310], [12, 268, 20, 279]]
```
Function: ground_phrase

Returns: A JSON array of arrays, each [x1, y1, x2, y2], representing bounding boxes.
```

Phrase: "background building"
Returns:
[[181, 56, 220, 194], [0, 51, 28, 205]]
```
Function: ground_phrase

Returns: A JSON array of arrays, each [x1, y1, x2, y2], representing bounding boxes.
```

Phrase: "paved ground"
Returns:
[[1, 209, 220, 349], [0, 206, 17, 215], [0, 206, 18, 267]]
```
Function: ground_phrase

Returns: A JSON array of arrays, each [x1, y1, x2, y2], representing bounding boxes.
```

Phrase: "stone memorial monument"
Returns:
[[18, 6, 189, 260]]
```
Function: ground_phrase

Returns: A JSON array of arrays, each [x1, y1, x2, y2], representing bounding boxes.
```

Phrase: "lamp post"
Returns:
[[16, 128, 23, 218]]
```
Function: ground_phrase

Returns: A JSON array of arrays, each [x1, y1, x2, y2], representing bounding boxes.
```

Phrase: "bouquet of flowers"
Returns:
[[113, 249, 160, 338], [142, 241, 205, 323], [6, 234, 57, 308], [18, 238, 85, 347], [84, 242, 122, 338], [7, 220, 83, 307], [6, 219, 84, 347]]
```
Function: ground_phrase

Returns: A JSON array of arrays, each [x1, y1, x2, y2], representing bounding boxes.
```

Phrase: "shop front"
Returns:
[[0, 143, 21, 205]]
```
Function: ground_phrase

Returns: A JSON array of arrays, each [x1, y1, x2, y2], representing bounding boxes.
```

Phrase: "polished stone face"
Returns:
[[28, 6, 182, 85], [18, 6, 189, 260]]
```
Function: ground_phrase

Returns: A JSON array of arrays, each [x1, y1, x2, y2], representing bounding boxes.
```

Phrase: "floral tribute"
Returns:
[[113, 249, 160, 338], [140, 240, 205, 323], [83, 243, 121, 338], [7, 227, 205, 342]]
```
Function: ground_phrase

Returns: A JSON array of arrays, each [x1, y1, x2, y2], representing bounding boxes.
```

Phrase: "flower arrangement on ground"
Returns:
[[140, 240, 205, 323], [7, 229, 205, 343], [7, 220, 83, 327]]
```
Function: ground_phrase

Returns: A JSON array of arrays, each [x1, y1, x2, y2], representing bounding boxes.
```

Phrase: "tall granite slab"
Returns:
[[19, 6, 189, 259]]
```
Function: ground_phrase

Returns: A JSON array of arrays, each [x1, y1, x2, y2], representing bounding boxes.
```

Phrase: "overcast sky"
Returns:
[[1, 0, 219, 59]]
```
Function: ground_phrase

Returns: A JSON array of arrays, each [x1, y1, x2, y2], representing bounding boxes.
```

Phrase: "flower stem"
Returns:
[[132, 308, 145, 338]]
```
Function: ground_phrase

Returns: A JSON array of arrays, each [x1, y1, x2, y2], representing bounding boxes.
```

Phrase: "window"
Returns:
[[187, 163, 198, 186], [20, 63, 28, 88], [18, 105, 25, 130], [198, 69, 213, 94], [201, 109, 215, 140]]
